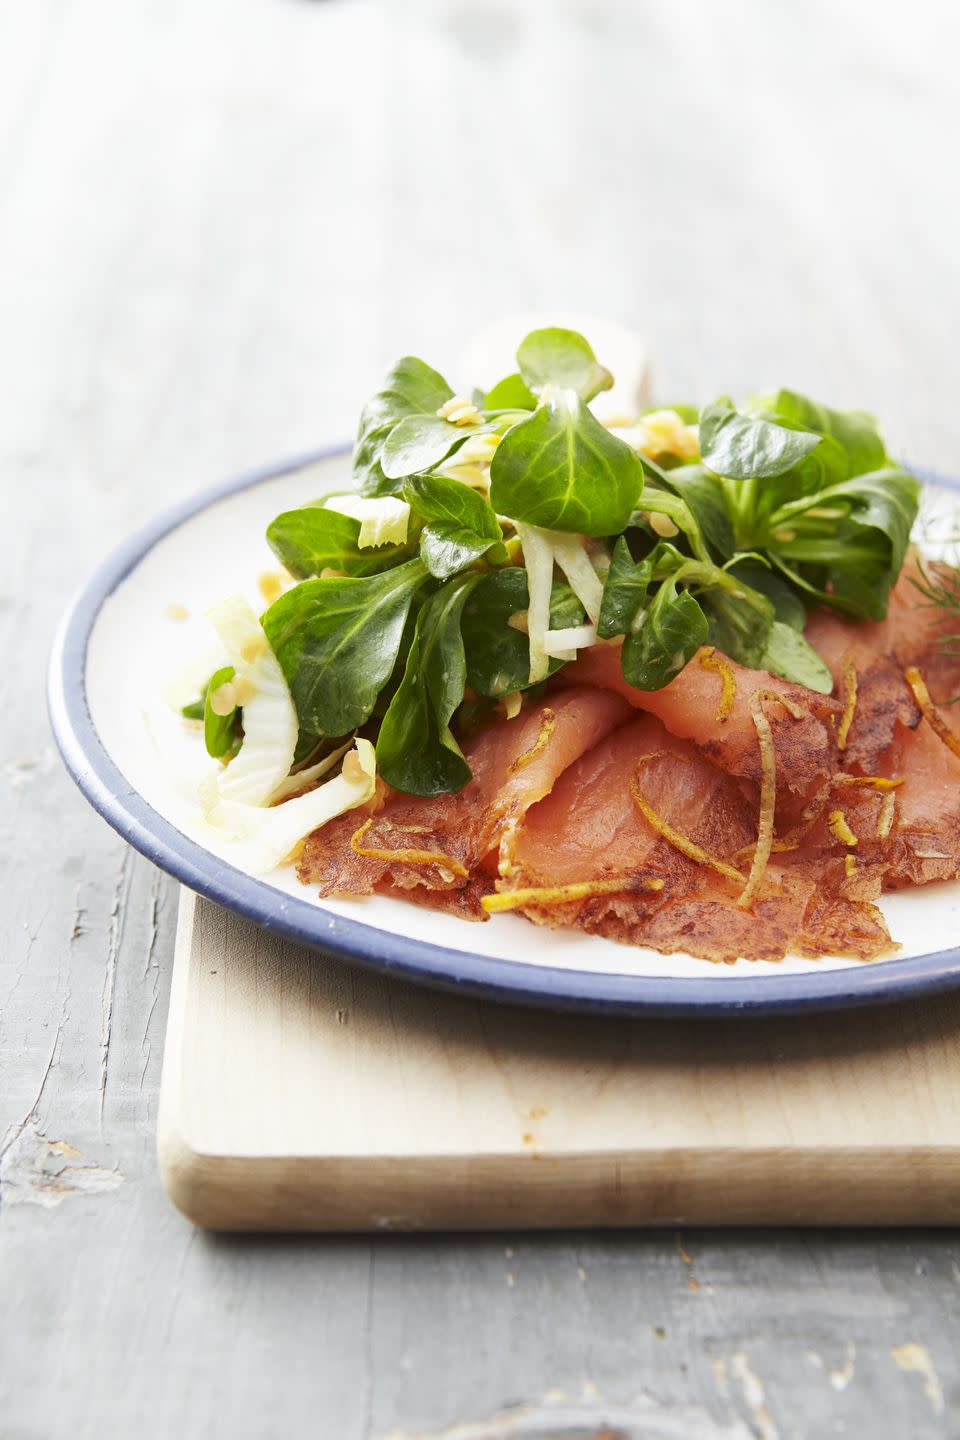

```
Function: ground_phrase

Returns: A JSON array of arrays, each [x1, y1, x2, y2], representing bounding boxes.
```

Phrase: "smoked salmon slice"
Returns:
[[562, 642, 840, 794], [499, 713, 890, 963], [297, 687, 630, 915]]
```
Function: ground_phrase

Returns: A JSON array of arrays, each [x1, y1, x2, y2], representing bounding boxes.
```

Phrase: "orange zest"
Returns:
[[482, 875, 664, 914], [630, 754, 746, 886], [508, 708, 556, 773], [350, 818, 469, 879], [877, 791, 897, 840], [904, 666, 960, 761], [837, 659, 858, 751], [699, 647, 737, 723], [737, 691, 781, 909], [828, 809, 858, 847]]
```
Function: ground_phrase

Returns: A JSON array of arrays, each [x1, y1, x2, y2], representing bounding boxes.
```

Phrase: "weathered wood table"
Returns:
[[3, 2, 959, 1435]]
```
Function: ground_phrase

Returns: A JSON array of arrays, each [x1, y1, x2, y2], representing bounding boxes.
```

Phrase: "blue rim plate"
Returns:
[[47, 448, 960, 1017]]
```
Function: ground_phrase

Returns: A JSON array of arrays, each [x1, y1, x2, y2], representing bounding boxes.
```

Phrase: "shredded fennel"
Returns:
[[206, 594, 298, 807], [324, 494, 411, 548], [199, 740, 376, 874]]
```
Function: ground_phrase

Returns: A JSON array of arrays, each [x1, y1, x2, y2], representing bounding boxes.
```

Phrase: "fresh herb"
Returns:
[[244, 328, 922, 797], [376, 574, 480, 796], [353, 357, 454, 494], [484, 373, 537, 411], [267, 505, 411, 579], [403, 473, 506, 579], [262, 559, 428, 735], [516, 327, 613, 402], [489, 391, 643, 535], [699, 402, 822, 481], [381, 415, 492, 482], [203, 666, 243, 759], [461, 569, 585, 698]]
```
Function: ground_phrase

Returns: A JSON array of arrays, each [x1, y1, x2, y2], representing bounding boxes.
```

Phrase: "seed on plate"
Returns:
[[209, 682, 237, 716], [257, 570, 285, 603], [166, 602, 189, 621]]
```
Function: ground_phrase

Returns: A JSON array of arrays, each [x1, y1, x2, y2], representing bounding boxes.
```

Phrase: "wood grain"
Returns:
[[5, 0, 960, 1434], [159, 892, 960, 1231]]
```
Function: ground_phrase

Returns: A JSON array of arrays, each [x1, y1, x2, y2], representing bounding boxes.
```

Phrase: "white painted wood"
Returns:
[[159, 892, 960, 1231]]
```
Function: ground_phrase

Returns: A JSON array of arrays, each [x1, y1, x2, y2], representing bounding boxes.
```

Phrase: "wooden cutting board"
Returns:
[[157, 890, 960, 1230]]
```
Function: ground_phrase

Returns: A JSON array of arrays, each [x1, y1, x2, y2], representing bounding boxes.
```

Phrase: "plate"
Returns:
[[48, 446, 960, 1015]]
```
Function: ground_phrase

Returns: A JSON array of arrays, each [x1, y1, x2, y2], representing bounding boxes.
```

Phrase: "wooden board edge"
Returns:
[[155, 1143, 960, 1232]]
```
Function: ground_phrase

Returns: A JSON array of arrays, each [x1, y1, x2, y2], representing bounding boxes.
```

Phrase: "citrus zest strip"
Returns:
[[350, 818, 469, 878], [730, 773, 902, 864], [877, 791, 897, 840], [904, 666, 960, 761], [837, 659, 858, 750], [828, 809, 858, 847], [699, 646, 737, 723], [482, 875, 665, 914], [629, 754, 746, 886], [737, 691, 782, 910], [508, 707, 556, 773]]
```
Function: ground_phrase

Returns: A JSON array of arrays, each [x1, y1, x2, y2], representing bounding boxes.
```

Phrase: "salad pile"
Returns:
[[184, 327, 920, 868]]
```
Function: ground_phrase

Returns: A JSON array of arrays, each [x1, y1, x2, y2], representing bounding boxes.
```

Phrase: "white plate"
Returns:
[[48, 447, 960, 1014]]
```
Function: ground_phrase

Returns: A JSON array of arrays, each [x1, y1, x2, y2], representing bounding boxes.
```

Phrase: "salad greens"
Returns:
[[189, 326, 921, 799]]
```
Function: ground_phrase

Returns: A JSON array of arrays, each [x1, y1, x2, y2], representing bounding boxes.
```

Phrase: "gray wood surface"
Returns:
[[2, 1, 959, 1436]]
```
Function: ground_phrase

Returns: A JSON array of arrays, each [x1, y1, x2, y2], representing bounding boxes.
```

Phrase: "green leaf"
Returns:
[[768, 466, 920, 619], [489, 390, 643, 535], [181, 696, 205, 721], [700, 403, 822, 480], [723, 558, 807, 630], [484, 372, 537, 411], [353, 357, 453, 491], [516, 327, 614, 401], [621, 586, 708, 691], [701, 587, 775, 673], [462, 569, 585, 698], [757, 389, 886, 478], [760, 621, 834, 693], [658, 466, 734, 560], [267, 505, 410, 579], [204, 666, 242, 760], [262, 558, 428, 734], [376, 575, 480, 797], [598, 537, 654, 639], [381, 415, 490, 481], [403, 473, 506, 580]]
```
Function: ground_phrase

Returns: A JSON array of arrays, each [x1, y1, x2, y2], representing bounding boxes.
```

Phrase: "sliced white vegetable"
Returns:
[[549, 535, 604, 624], [543, 623, 598, 658], [324, 494, 410, 548], [515, 522, 554, 685], [206, 594, 298, 807], [198, 740, 376, 875], [270, 737, 354, 803]]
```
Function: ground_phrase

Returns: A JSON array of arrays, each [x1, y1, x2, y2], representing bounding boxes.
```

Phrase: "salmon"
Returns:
[[563, 641, 840, 794], [297, 687, 630, 915], [297, 557, 960, 966], [804, 561, 960, 770], [503, 712, 890, 963]]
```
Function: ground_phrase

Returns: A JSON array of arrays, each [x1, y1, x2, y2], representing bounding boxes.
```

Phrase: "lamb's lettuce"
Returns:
[[376, 574, 480, 797], [262, 559, 428, 735]]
